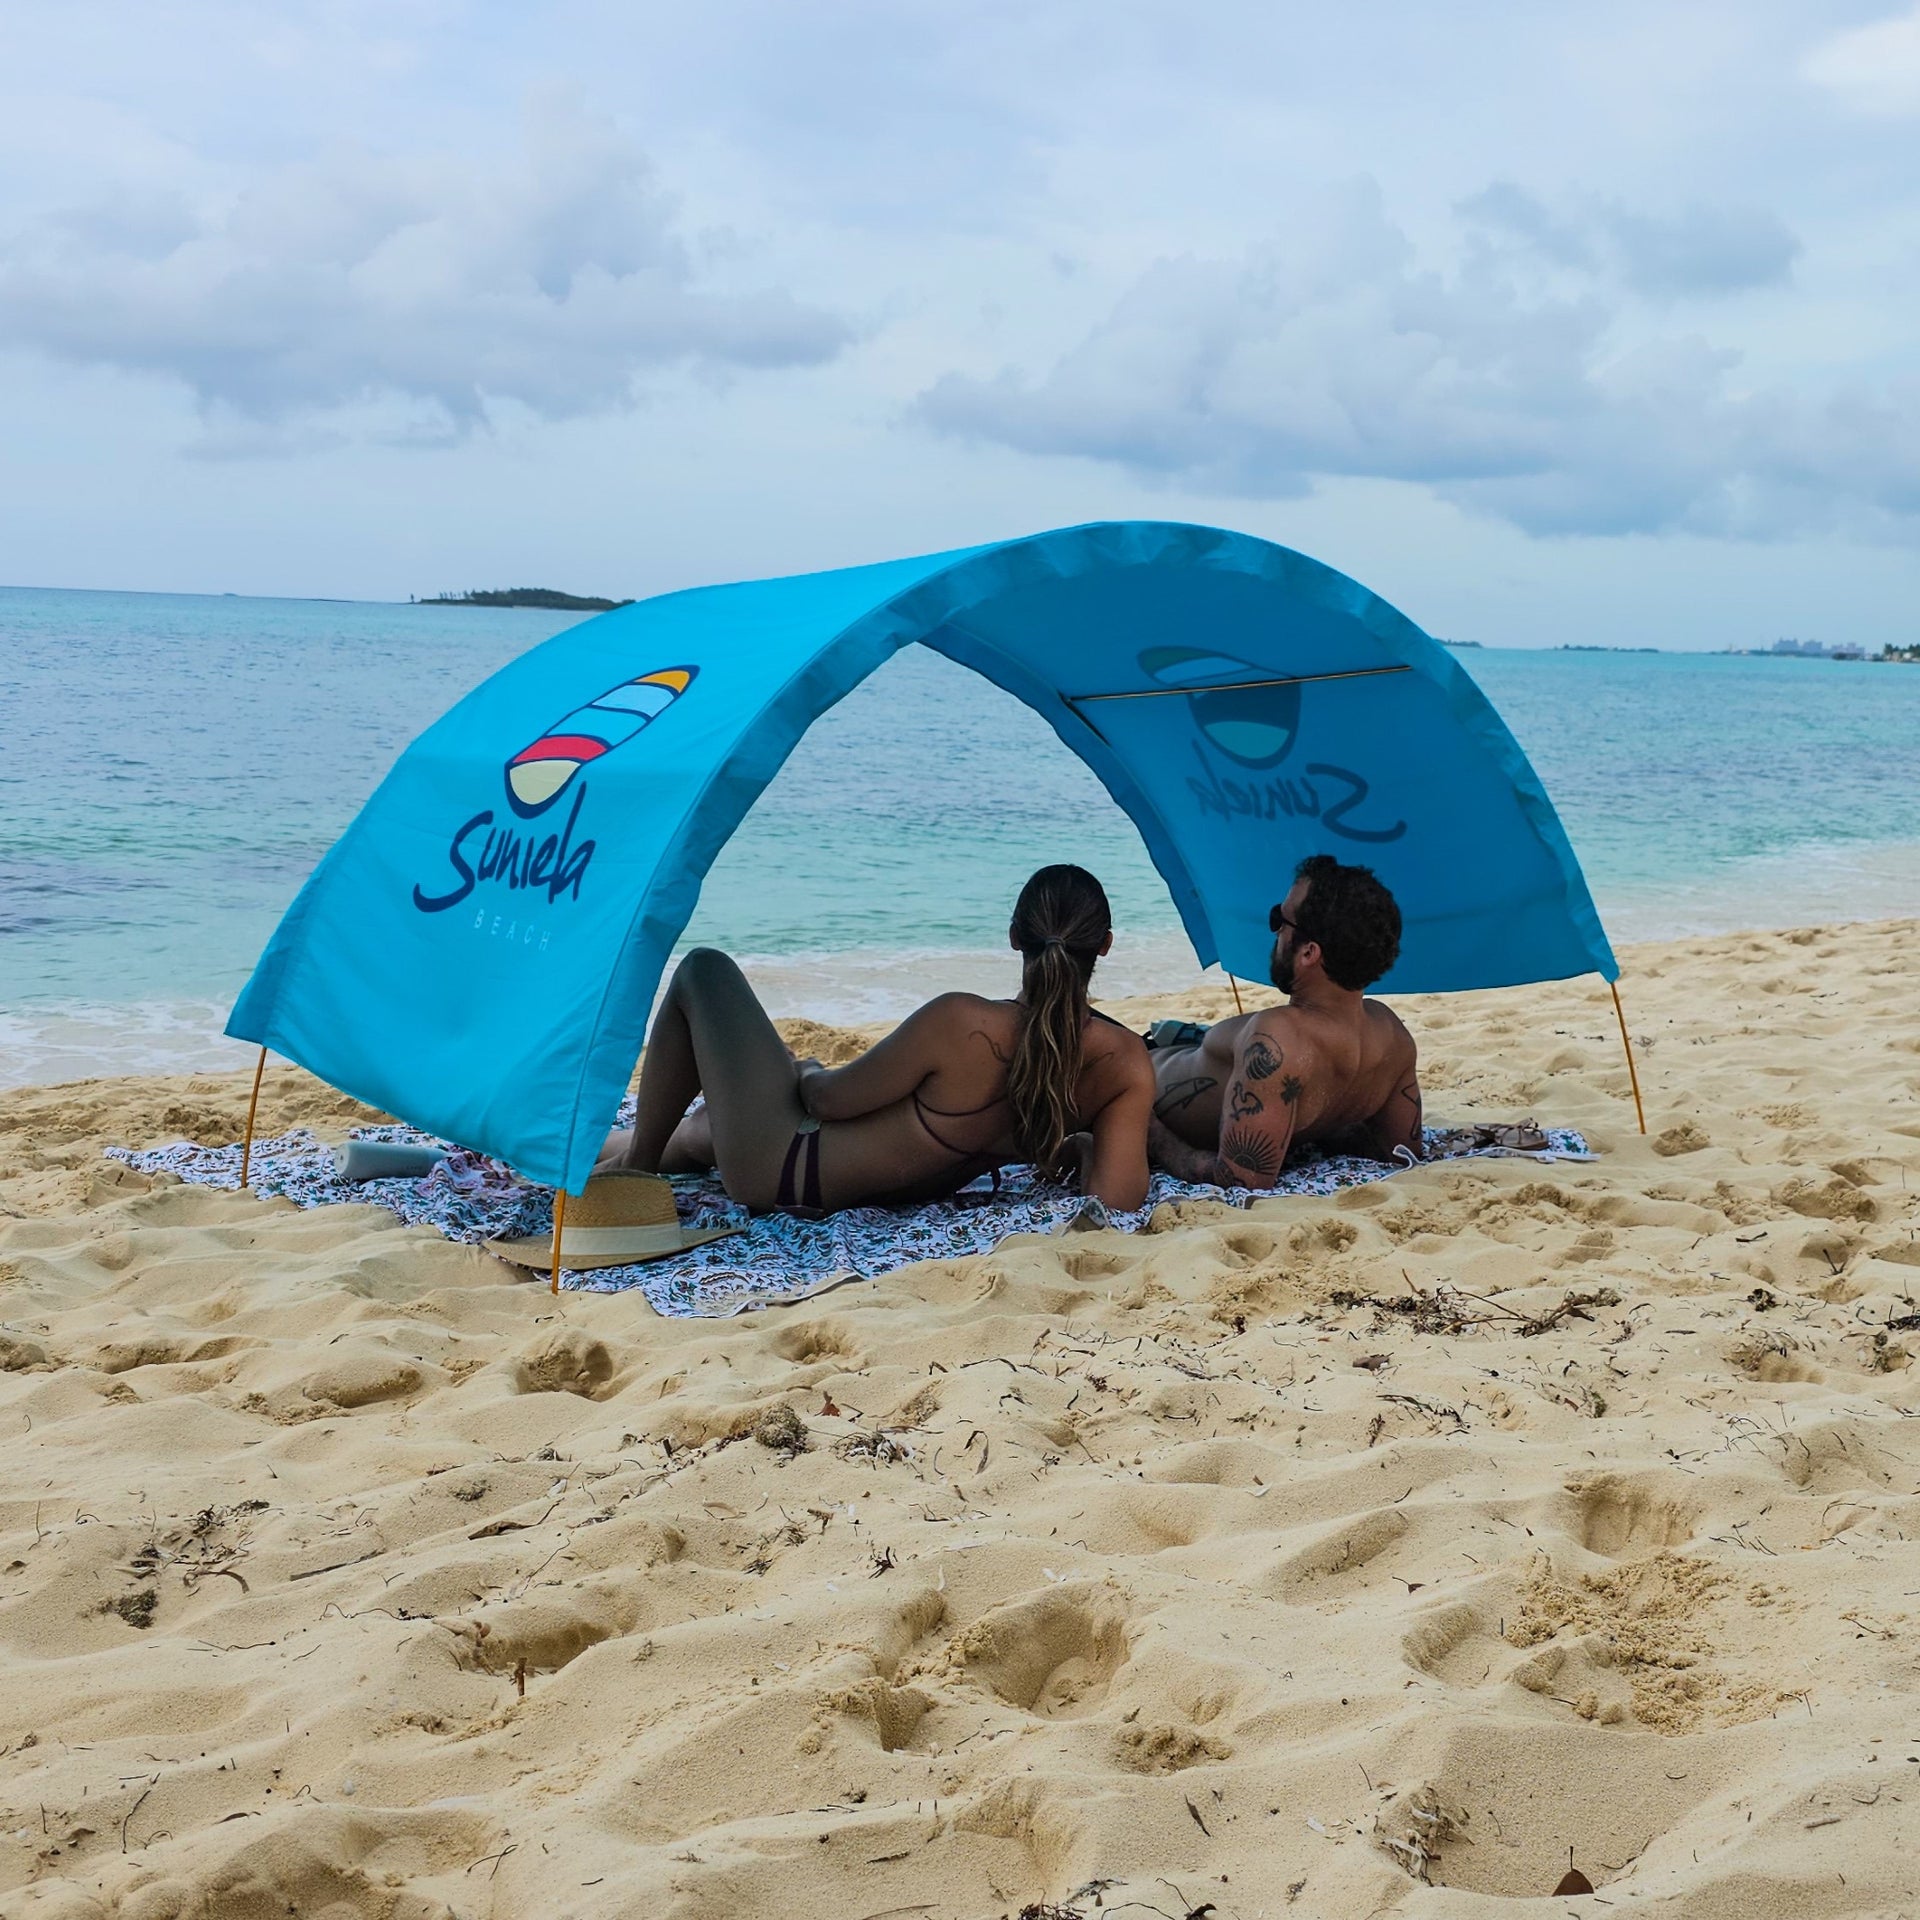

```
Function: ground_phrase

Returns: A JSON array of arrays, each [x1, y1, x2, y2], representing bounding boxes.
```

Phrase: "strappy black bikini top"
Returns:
[[909, 1008, 1132, 1164], [910, 1087, 1007, 1161]]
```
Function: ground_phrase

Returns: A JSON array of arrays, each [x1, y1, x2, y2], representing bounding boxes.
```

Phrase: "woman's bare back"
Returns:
[[806, 994, 1152, 1207]]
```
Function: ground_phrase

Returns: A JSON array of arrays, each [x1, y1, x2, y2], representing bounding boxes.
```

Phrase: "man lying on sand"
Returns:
[[599, 864, 1155, 1213], [1146, 854, 1422, 1188]]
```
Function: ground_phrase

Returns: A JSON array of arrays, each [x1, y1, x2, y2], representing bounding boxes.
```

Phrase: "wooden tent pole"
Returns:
[[1228, 974, 1245, 1015], [1609, 980, 1647, 1135], [239, 1046, 268, 1189], [550, 1189, 568, 1296]]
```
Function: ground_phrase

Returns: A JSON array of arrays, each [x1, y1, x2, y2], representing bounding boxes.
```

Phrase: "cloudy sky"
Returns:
[[2, 0, 1917, 646]]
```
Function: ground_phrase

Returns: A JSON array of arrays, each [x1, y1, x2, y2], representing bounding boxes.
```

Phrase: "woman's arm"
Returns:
[[797, 995, 972, 1122], [1078, 1051, 1155, 1212]]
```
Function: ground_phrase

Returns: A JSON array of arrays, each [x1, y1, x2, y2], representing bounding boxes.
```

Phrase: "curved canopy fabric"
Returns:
[[230, 520, 1614, 1191]]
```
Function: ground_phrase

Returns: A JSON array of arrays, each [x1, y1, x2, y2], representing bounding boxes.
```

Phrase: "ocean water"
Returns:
[[4, 583, 1919, 1087]]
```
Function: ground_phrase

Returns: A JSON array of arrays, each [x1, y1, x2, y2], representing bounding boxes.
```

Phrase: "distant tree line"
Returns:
[[416, 588, 634, 612]]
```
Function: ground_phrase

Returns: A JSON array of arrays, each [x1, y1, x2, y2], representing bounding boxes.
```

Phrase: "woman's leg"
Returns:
[[624, 973, 703, 1172], [597, 1105, 712, 1176], [625, 948, 806, 1208], [660, 1104, 714, 1173]]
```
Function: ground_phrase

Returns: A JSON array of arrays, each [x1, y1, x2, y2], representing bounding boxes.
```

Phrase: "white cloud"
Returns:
[[917, 179, 1915, 540], [1460, 183, 1801, 298], [0, 93, 851, 434], [3, 0, 1920, 630], [1805, 6, 1920, 115]]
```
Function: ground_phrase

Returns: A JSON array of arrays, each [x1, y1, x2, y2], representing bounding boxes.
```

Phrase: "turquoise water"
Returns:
[[4, 583, 1919, 1084]]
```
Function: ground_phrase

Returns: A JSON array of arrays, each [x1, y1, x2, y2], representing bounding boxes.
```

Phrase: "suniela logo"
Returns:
[[412, 666, 696, 914], [1137, 645, 1406, 844]]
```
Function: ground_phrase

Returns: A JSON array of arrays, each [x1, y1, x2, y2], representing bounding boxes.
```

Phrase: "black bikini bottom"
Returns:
[[776, 1118, 824, 1216]]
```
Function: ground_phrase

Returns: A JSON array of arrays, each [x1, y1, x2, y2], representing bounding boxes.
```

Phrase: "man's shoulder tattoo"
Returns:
[[1242, 1036, 1282, 1081]]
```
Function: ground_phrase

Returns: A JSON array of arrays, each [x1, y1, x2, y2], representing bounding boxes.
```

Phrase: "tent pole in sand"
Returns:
[[550, 1190, 567, 1296], [239, 1046, 267, 1189], [1228, 974, 1245, 1015], [1609, 980, 1647, 1135]]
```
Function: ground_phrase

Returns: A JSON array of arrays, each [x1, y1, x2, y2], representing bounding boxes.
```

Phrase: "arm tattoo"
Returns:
[[1280, 1074, 1303, 1106], [1219, 1125, 1281, 1180], [1154, 1074, 1217, 1119], [1242, 1037, 1281, 1081], [1227, 1080, 1264, 1122]]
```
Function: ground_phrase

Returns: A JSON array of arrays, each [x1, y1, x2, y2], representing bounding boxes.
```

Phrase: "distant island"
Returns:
[[415, 588, 634, 612], [1559, 643, 1660, 654], [1437, 637, 1482, 649]]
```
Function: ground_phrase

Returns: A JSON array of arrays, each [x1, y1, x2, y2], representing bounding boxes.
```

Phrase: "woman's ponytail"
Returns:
[[1006, 867, 1111, 1173]]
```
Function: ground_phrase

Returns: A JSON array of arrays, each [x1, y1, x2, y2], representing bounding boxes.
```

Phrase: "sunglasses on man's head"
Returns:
[[1269, 903, 1297, 934]]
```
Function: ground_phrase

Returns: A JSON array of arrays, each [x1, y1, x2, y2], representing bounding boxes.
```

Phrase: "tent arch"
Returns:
[[231, 519, 1613, 1190]]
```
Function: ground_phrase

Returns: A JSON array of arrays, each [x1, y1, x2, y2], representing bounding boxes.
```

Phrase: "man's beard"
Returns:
[[1270, 943, 1295, 993]]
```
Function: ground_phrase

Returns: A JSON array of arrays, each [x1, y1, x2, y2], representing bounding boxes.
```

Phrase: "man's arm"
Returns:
[[1364, 1066, 1424, 1160], [1145, 1112, 1222, 1185], [1147, 1017, 1302, 1189]]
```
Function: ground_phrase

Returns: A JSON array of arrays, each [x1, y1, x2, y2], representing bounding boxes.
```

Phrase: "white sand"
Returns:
[[2, 919, 1918, 1918]]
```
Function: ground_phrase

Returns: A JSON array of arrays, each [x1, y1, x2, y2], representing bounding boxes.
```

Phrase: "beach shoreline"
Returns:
[[2, 918, 1917, 1917], [14, 831, 1920, 1095]]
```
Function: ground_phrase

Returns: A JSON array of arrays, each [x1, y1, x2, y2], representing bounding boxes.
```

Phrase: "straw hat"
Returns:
[[490, 1170, 739, 1270]]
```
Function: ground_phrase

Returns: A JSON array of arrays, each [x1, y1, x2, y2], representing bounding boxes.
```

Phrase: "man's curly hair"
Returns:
[[1291, 854, 1402, 991]]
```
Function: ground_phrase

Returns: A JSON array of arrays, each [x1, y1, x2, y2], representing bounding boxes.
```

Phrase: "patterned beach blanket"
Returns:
[[107, 1118, 1591, 1318]]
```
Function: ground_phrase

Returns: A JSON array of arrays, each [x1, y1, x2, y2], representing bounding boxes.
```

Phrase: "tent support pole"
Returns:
[[1608, 980, 1647, 1135], [1228, 974, 1245, 1015], [550, 1189, 567, 1296], [1070, 663, 1412, 704], [239, 1046, 267, 1189]]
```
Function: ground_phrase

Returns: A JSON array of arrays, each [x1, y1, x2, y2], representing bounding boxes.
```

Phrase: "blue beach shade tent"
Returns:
[[229, 521, 1620, 1196]]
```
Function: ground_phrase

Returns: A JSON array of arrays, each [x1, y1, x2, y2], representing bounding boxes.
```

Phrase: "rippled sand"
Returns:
[[3, 919, 1918, 1918]]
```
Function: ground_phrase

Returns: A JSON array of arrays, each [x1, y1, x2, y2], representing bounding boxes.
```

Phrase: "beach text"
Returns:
[[411, 784, 595, 914], [1185, 741, 1406, 843]]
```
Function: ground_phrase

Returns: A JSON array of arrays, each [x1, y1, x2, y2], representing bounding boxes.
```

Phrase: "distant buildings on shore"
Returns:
[[1439, 638, 1659, 653], [1720, 636, 1916, 662], [1436, 633, 1915, 662]]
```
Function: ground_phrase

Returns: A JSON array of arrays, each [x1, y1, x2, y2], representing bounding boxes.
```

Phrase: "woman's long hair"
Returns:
[[1006, 865, 1111, 1171]]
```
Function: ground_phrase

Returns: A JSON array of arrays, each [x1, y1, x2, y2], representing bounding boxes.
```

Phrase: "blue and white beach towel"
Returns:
[[108, 1120, 1590, 1317]]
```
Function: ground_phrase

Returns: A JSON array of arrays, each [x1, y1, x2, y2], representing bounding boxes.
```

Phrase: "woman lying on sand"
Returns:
[[599, 865, 1155, 1213]]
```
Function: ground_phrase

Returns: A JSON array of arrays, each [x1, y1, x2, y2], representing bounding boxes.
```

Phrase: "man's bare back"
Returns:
[[1146, 854, 1422, 1189], [1150, 1001, 1420, 1180]]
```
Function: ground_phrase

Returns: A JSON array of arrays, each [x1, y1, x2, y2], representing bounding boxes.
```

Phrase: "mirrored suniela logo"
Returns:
[[1138, 645, 1299, 768], [505, 665, 697, 817]]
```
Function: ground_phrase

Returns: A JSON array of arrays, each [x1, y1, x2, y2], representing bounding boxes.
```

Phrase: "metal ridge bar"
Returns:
[[1067, 664, 1413, 704]]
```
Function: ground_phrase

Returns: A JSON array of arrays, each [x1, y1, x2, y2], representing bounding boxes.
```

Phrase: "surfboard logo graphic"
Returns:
[[504, 665, 697, 817], [1139, 645, 1300, 769]]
